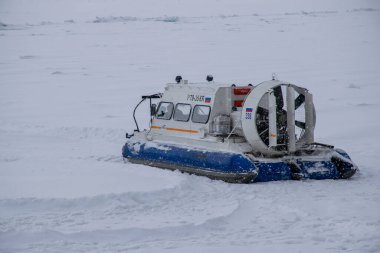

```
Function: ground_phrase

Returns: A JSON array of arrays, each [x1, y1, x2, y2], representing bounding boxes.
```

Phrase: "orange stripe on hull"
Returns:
[[151, 126, 199, 133], [166, 127, 199, 133]]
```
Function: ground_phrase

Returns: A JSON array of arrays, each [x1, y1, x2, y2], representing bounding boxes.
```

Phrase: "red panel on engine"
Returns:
[[234, 100, 244, 107], [233, 87, 251, 95]]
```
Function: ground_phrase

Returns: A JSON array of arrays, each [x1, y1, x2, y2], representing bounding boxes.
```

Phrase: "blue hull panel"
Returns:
[[122, 142, 257, 173], [122, 141, 357, 183], [253, 162, 292, 182]]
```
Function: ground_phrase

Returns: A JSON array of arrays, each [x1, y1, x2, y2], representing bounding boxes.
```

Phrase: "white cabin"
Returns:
[[139, 77, 315, 156]]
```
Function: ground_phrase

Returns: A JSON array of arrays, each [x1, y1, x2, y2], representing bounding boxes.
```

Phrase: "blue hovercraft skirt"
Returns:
[[122, 141, 357, 183]]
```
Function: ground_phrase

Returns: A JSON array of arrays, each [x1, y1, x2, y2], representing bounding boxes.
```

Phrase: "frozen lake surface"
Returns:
[[1, 0, 379, 252]]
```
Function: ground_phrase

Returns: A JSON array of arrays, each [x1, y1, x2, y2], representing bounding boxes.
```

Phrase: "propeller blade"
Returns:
[[295, 120, 306, 129], [257, 106, 268, 116], [273, 86, 284, 109], [294, 94, 305, 110]]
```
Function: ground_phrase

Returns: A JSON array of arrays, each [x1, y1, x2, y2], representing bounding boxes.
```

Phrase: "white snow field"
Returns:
[[1, 0, 380, 252]]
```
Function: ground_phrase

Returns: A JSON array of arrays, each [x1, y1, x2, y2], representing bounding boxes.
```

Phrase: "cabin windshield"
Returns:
[[156, 102, 173, 120], [192, 105, 211, 124], [174, 103, 191, 122]]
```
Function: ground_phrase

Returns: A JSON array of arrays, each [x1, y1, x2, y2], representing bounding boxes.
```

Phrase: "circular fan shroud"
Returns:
[[241, 80, 316, 156]]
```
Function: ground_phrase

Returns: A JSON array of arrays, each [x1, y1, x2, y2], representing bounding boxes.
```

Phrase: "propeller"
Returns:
[[255, 85, 307, 146], [294, 94, 305, 110], [272, 86, 306, 129], [295, 120, 305, 129], [273, 86, 284, 109], [257, 106, 268, 116], [273, 86, 305, 110]]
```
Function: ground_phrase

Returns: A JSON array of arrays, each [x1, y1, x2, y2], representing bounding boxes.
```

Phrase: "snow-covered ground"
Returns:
[[1, 0, 380, 252]]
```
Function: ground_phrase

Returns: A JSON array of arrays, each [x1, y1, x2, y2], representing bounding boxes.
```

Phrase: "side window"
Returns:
[[192, 105, 211, 124], [156, 102, 174, 120], [173, 103, 192, 122]]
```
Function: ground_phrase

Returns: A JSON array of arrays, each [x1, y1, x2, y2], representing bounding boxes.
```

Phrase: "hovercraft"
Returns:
[[122, 75, 357, 183]]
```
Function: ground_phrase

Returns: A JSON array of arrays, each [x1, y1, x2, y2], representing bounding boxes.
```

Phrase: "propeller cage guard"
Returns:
[[241, 81, 316, 156]]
